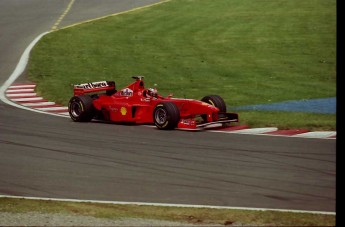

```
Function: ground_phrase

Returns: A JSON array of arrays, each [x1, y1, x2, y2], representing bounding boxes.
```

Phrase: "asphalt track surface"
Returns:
[[0, 0, 336, 213]]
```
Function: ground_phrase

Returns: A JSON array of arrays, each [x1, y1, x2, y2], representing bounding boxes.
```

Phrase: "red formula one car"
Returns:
[[68, 76, 238, 130]]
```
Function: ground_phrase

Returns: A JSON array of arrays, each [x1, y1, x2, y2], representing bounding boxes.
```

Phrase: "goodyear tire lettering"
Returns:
[[201, 95, 227, 113], [79, 101, 84, 112], [162, 121, 169, 128], [208, 100, 215, 107]]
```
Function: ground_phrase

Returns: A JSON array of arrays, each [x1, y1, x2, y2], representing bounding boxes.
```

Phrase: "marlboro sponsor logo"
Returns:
[[75, 81, 109, 89]]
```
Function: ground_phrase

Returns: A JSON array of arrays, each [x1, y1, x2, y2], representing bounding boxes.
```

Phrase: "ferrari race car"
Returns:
[[68, 76, 239, 130]]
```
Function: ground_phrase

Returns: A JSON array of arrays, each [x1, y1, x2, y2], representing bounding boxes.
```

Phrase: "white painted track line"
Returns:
[[0, 195, 335, 215]]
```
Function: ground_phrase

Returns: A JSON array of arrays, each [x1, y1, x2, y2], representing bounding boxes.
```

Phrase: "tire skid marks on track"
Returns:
[[5, 83, 336, 139]]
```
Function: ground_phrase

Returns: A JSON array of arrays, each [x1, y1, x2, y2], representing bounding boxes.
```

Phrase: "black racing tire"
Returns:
[[68, 95, 95, 122], [201, 95, 227, 112], [153, 102, 180, 130]]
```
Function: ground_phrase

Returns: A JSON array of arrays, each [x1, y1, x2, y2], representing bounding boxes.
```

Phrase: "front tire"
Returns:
[[68, 95, 95, 122], [153, 102, 180, 130], [201, 95, 227, 112]]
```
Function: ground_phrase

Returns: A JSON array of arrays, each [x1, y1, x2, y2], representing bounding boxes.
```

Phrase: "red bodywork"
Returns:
[[72, 77, 238, 130]]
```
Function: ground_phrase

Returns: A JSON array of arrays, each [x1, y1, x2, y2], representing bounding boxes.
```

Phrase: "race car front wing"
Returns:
[[177, 112, 239, 130]]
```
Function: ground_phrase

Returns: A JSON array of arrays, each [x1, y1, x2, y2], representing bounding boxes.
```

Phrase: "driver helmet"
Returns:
[[147, 88, 157, 97]]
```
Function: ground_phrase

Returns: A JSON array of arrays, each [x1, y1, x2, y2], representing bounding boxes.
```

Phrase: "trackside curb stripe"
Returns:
[[0, 32, 51, 112], [292, 131, 337, 138], [0, 35, 69, 118], [36, 106, 68, 111], [6, 93, 37, 97], [7, 84, 36, 89], [22, 102, 56, 107], [212, 127, 278, 134], [0, 195, 335, 215], [6, 88, 35, 93], [11, 97, 44, 102]]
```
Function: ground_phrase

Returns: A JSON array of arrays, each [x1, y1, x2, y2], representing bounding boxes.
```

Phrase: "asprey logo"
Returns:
[[120, 88, 133, 97]]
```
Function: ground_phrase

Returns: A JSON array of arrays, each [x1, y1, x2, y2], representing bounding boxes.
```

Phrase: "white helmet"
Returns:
[[147, 88, 157, 97]]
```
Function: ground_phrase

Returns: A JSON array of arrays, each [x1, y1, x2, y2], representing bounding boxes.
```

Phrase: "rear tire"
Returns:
[[68, 95, 95, 122], [153, 102, 180, 130]]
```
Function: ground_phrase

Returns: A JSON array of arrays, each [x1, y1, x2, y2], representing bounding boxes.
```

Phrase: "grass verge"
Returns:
[[28, 0, 336, 130], [0, 198, 336, 226]]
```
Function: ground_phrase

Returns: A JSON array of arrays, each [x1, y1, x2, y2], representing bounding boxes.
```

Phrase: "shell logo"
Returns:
[[120, 107, 127, 115]]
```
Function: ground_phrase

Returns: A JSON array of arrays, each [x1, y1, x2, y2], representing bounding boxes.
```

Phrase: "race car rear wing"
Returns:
[[73, 81, 116, 96]]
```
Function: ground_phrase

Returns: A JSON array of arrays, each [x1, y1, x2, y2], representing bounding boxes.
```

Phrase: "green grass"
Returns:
[[28, 0, 336, 130], [0, 198, 336, 226]]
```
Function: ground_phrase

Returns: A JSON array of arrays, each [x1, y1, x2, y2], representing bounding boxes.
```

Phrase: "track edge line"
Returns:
[[0, 195, 335, 216]]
